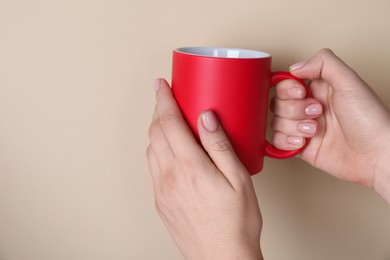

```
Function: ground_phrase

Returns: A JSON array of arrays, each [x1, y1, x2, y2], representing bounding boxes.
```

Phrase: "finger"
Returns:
[[271, 117, 318, 138], [148, 105, 175, 169], [290, 48, 364, 91], [272, 131, 306, 150], [275, 79, 306, 100], [155, 78, 202, 158], [270, 97, 323, 120], [146, 144, 160, 189], [197, 110, 250, 188], [151, 104, 158, 122]]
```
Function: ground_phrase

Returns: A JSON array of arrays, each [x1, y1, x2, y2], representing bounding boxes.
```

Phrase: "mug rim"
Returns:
[[175, 47, 271, 59]]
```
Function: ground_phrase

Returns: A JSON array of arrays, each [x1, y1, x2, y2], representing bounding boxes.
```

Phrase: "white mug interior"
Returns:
[[176, 47, 271, 59]]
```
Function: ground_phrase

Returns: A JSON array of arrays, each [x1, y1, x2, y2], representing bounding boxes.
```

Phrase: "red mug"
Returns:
[[172, 47, 311, 175]]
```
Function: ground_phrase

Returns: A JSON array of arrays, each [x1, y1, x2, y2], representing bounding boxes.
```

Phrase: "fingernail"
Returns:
[[299, 122, 317, 134], [154, 78, 161, 91], [290, 61, 306, 71], [288, 87, 304, 99], [305, 104, 322, 116], [287, 136, 304, 146], [201, 111, 219, 132]]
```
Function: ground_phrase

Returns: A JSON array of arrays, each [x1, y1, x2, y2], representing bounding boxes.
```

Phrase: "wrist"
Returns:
[[199, 243, 263, 260], [239, 246, 263, 260], [373, 124, 390, 204]]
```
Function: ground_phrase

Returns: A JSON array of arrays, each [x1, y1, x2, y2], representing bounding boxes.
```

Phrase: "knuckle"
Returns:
[[279, 79, 296, 89], [273, 98, 298, 118], [318, 48, 334, 57], [271, 116, 287, 133], [161, 168, 177, 188], [145, 144, 153, 158], [160, 113, 180, 130], [148, 119, 161, 140], [154, 196, 165, 214], [184, 168, 200, 189], [154, 174, 177, 209], [179, 155, 195, 169], [285, 101, 298, 118], [210, 139, 233, 153]]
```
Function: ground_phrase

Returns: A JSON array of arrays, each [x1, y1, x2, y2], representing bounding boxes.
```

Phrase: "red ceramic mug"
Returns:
[[172, 47, 312, 175]]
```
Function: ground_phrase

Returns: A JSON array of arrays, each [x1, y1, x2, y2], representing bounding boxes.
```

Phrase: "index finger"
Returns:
[[155, 79, 203, 158], [275, 79, 307, 100]]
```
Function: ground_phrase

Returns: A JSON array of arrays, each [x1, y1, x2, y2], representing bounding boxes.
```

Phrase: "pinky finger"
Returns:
[[272, 131, 306, 151]]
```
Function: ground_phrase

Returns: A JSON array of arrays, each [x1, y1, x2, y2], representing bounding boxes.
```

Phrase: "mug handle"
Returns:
[[265, 71, 313, 159]]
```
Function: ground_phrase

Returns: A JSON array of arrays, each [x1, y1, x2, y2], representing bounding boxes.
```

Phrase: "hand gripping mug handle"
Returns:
[[265, 71, 313, 159]]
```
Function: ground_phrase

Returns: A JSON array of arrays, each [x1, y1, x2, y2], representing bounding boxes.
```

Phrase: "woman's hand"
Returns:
[[146, 79, 263, 260], [272, 49, 390, 202]]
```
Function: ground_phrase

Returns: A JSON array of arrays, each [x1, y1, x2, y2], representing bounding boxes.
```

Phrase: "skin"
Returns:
[[146, 49, 390, 259], [147, 79, 263, 259], [271, 49, 390, 197]]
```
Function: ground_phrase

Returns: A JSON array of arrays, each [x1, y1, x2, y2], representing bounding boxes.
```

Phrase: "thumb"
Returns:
[[289, 48, 364, 91], [197, 111, 249, 185]]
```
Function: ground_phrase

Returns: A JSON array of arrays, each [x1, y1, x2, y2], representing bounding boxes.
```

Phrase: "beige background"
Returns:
[[0, 0, 390, 259]]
